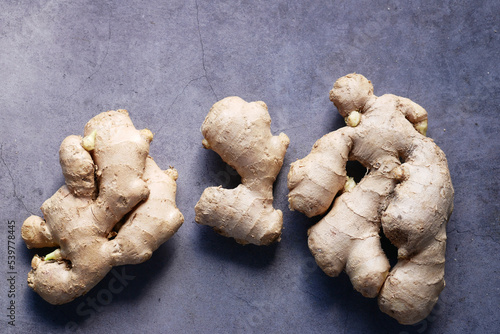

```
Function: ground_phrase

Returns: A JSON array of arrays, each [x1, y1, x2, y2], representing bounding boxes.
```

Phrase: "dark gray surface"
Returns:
[[1, 1, 499, 333]]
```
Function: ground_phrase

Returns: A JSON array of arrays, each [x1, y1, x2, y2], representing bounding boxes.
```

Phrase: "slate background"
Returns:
[[1, 1, 499, 333]]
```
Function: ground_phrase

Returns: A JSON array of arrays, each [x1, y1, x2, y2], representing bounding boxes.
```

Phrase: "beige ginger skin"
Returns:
[[22, 110, 184, 305], [288, 74, 454, 324], [195, 96, 290, 245]]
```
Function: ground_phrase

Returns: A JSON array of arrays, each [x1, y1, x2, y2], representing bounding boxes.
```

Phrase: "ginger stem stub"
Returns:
[[287, 73, 454, 325]]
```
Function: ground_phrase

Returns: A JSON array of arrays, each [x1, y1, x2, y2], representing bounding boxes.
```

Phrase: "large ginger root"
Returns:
[[22, 110, 184, 304], [288, 74, 454, 324], [195, 96, 290, 245]]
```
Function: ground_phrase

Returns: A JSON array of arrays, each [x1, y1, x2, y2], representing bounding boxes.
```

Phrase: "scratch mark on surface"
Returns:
[[277, 121, 316, 133], [0, 144, 33, 215], [448, 227, 499, 245], [67, 14, 112, 101], [169, 76, 205, 112], [195, 0, 218, 101], [405, 50, 419, 97], [156, 75, 206, 133]]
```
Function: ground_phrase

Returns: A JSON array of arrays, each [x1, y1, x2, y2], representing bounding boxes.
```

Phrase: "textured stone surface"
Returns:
[[0, 0, 498, 333]]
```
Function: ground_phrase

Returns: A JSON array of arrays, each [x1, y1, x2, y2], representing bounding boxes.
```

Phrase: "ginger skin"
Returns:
[[288, 74, 454, 324], [22, 110, 184, 305], [195, 96, 290, 245]]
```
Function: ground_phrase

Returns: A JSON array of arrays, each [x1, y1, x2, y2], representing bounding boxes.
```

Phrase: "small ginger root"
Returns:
[[288, 74, 454, 324], [22, 109, 184, 304], [195, 96, 290, 245]]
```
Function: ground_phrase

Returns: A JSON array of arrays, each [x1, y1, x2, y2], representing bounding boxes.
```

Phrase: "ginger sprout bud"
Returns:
[[345, 111, 361, 127], [44, 249, 62, 261], [202, 139, 211, 149], [415, 119, 428, 136], [343, 176, 357, 192], [81, 130, 97, 151]]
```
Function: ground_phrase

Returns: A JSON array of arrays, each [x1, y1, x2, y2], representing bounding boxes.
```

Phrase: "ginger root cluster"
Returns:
[[22, 110, 184, 305], [195, 96, 290, 245], [288, 73, 454, 324]]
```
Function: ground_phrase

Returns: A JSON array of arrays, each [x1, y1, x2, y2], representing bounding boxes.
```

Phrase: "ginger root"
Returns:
[[288, 74, 454, 324], [195, 96, 290, 245], [22, 109, 184, 304]]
